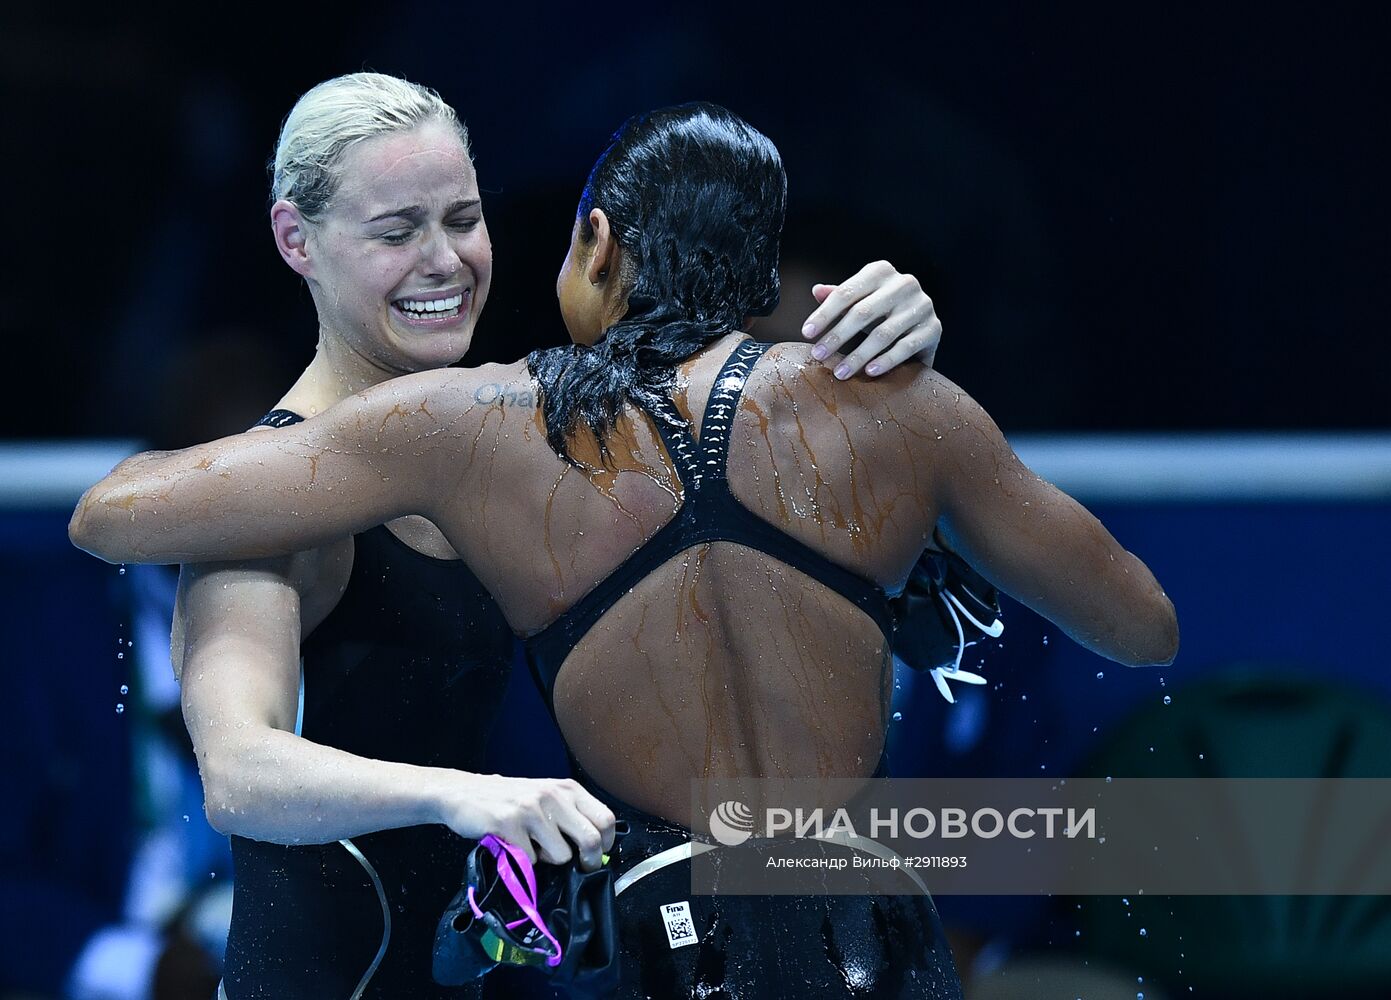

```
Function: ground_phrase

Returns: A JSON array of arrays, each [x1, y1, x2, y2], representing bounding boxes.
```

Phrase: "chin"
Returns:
[[416, 333, 474, 370], [386, 318, 477, 367]]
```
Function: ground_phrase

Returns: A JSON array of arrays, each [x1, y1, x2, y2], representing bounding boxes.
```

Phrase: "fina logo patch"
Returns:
[[660, 901, 698, 949], [708, 800, 754, 846]]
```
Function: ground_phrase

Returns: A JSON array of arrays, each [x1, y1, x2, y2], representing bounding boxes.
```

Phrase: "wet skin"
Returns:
[[73, 333, 1178, 830]]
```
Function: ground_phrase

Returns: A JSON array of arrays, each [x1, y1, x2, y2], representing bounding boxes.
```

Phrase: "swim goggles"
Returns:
[[891, 542, 1004, 703], [433, 825, 626, 995]]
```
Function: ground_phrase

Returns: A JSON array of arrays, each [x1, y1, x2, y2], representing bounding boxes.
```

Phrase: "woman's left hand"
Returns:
[[799, 260, 943, 378]]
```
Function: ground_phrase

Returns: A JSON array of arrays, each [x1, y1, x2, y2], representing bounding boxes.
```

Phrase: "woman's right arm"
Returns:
[[917, 370, 1179, 667], [177, 557, 614, 865]]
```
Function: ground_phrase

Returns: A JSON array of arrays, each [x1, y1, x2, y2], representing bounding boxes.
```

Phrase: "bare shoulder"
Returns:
[[356, 361, 529, 409], [756, 342, 992, 440]]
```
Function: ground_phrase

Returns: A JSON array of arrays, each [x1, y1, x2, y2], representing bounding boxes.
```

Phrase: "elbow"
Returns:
[[204, 798, 236, 837], [68, 485, 128, 563], [197, 749, 246, 837], [67, 492, 109, 561], [1126, 593, 1180, 667]]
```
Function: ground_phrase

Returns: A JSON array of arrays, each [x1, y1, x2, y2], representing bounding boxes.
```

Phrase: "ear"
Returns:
[[584, 208, 617, 285], [270, 199, 313, 279]]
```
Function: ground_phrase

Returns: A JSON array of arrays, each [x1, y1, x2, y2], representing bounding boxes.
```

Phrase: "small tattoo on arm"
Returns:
[[474, 384, 536, 408]]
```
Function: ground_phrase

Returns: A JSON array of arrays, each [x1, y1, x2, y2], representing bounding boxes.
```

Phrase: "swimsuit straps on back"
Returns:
[[523, 338, 896, 708]]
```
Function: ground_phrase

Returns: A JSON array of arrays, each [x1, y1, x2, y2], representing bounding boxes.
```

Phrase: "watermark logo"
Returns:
[[709, 800, 754, 845]]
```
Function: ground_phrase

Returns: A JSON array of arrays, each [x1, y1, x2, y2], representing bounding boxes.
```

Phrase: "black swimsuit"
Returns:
[[220, 410, 513, 1000], [525, 338, 895, 701], [523, 340, 963, 999]]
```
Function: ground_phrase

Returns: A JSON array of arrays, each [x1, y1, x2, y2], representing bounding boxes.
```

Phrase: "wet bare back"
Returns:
[[442, 335, 940, 825]]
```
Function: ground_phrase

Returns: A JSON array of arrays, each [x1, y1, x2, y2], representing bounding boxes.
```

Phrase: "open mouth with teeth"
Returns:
[[392, 291, 468, 323]]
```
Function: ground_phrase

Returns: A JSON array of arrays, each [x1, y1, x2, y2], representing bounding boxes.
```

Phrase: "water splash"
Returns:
[[119, 684, 129, 695], [115, 703, 125, 714]]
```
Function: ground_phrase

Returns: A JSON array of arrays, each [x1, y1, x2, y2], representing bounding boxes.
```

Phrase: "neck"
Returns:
[[277, 326, 407, 418]]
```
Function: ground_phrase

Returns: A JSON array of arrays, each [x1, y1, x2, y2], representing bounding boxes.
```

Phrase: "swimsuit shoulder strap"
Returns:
[[254, 408, 305, 429], [695, 338, 770, 490]]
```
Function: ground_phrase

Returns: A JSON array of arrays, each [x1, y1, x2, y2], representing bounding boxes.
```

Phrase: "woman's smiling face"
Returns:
[[303, 119, 492, 373]]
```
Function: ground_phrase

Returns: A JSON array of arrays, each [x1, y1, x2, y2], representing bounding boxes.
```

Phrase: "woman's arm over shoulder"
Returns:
[[908, 369, 1179, 666], [69, 364, 522, 565]]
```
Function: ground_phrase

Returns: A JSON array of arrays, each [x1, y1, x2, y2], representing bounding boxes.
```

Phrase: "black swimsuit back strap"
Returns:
[[694, 338, 767, 486], [523, 338, 895, 709]]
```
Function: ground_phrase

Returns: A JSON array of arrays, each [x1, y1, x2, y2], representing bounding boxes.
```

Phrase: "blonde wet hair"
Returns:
[[269, 72, 471, 222]]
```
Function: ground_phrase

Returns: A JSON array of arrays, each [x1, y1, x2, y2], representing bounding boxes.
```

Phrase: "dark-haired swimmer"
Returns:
[[142, 75, 947, 999], [73, 103, 1177, 998]]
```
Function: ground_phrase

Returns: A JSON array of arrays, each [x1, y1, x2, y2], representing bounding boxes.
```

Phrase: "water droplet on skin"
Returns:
[[115, 703, 124, 714], [1163, 695, 1171, 705], [119, 685, 128, 695], [1096, 671, 1105, 680]]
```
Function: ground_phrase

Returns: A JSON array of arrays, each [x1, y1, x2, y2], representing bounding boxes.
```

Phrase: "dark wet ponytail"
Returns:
[[527, 103, 786, 464]]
